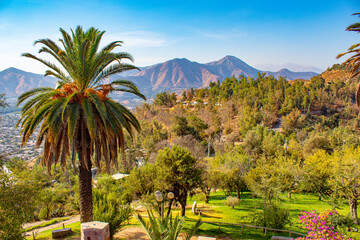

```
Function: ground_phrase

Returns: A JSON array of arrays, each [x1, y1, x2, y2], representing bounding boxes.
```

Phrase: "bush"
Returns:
[[251, 204, 290, 229], [93, 190, 132, 240], [0, 172, 37, 240], [225, 196, 239, 208], [329, 213, 353, 229]]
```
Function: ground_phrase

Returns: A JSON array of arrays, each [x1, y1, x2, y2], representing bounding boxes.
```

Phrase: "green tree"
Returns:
[[282, 108, 306, 135], [199, 157, 223, 203], [172, 116, 195, 137], [154, 92, 177, 107], [277, 156, 302, 199], [246, 160, 284, 205], [242, 125, 283, 157], [155, 145, 202, 216], [0, 171, 37, 239], [122, 163, 169, 202], [303, 134, 333, 156], [302, 150, 333, 201], [238, 106, 262, 137], [17, 26, 145, 222], [217, 151, 253, 199], [332, 148, 360, 224], [37, 184, 68, 219]]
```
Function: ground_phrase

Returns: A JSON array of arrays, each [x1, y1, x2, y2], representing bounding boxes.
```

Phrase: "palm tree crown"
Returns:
[[337, 13, 360, 78], [337, 13, 360, 105], [17, 26, 146, 222]]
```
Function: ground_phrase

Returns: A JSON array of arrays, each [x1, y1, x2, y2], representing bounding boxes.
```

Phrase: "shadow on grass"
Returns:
[[200, 212, 222, 219]]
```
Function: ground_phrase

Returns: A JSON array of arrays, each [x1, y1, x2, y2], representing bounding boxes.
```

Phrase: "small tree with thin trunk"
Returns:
[[246, 160, 283, 206], [155, 145, 202, 216], [302, 150, 333, 201], [332, 148, 360, 224]]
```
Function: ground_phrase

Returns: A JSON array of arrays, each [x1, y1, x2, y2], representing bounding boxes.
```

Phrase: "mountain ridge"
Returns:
[[0, 56, 319, 99]]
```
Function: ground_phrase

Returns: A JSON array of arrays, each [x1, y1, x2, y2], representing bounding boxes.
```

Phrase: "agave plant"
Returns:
[[137, 209, 201, 240]]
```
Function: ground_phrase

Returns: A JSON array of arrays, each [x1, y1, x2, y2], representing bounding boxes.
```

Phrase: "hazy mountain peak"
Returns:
[[278, 68, 291, 72], [255, 63, 324, 74]]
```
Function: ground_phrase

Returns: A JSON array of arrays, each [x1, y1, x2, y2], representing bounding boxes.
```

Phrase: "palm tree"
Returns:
[[337, 13, 360, 105], [17, 26, 146, 222]]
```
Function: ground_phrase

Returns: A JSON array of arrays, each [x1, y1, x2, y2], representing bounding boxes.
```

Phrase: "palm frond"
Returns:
[[17, 87, 53, 106]]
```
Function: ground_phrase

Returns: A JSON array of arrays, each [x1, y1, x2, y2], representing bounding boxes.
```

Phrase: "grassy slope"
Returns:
[[26, 222, 80, 240], [181, 191, 360, 239]]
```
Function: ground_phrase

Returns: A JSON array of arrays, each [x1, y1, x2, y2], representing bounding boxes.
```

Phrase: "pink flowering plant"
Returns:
[[295, 210, 352, 240]]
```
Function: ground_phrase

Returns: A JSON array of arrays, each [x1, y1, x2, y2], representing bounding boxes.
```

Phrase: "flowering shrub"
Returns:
[[296, 210, 352, 240]]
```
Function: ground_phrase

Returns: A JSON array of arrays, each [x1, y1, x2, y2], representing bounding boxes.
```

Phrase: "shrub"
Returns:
[[251, 204, 290, 229], [0, 172, 37, 240], [225, 196, 239, 208], [93, 190, 132, 240], [329, 213, 353, 230]]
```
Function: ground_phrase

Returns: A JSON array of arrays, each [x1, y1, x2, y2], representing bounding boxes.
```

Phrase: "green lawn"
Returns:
[[180, 191, 360, 239], [26, 222, 81, 240], [27, 192, 360, 240]]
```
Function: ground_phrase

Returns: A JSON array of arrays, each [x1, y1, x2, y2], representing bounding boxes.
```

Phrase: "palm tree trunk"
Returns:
[[78, 120, 93, 223], [79, 162, 93, 223]]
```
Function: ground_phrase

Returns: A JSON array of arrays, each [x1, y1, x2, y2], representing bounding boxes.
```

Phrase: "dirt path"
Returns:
[[25, 215, 80, 236], [114, 227, 148, 240], [114, 227, 232, 240], [23, 219, 51, 230]]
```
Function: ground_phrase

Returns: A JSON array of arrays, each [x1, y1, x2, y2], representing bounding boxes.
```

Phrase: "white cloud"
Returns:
[[104, 30, 169, 48]]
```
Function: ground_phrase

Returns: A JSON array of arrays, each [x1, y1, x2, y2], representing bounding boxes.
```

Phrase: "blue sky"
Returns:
[[0, 0, 359, 73]]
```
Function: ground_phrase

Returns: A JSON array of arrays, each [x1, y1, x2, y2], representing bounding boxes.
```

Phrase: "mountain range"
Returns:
[[0, 55, 319, 100]]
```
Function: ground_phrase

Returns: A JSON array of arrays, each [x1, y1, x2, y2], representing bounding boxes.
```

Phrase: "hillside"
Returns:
[[0, 67, 55, 99]]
